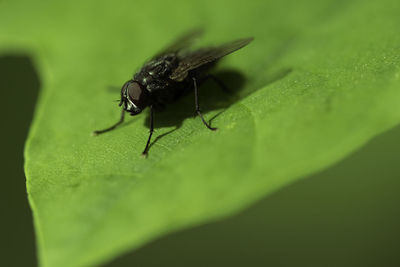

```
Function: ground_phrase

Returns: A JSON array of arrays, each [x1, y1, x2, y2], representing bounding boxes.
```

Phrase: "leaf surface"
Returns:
[[1, 0, 399, 266]]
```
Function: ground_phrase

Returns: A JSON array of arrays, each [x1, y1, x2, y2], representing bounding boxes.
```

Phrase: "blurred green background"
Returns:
[[1, 55, 399, 267]]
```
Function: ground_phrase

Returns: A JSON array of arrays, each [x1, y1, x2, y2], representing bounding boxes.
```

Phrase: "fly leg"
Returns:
[[192, 77, 217, 131], [93, 108, 125, 135], [142, 105, 154, 156]]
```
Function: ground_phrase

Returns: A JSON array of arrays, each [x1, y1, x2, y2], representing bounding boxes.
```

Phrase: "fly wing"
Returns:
[[170, 37, 254, 81], [152, 29, 204, 60]]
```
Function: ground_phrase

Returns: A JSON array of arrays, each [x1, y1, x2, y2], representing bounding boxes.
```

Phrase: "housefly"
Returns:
[[93, 30, 253, 156]]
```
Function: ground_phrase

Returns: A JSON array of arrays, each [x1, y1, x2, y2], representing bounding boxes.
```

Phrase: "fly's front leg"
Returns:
[[93, 108, 125, 135], [192, 77, 217, 131], [142, 105, 154, 156]]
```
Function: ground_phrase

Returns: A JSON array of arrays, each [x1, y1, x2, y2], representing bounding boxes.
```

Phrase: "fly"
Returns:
[[93, 30, 253, 156]]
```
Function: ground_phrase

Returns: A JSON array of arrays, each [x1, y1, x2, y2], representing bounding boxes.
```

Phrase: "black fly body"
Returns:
[[93, 30, 253, 156]]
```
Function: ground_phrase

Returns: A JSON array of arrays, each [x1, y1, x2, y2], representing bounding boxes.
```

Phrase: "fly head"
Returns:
[[119, 80, 149, 115]]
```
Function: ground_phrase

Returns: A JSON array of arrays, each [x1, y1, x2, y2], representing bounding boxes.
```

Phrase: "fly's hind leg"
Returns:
[[192, 77, 217, 131]]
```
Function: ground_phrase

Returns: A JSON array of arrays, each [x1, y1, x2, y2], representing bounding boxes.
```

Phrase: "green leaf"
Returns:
[[1, 0, 400, 266]]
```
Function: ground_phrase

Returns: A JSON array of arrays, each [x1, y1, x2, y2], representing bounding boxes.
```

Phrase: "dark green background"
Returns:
[[1, 56, 399, 267]]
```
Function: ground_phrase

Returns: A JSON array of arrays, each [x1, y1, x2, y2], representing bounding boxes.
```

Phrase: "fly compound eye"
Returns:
[[126, 82, 143, 103], [126, 81, 149, 111]]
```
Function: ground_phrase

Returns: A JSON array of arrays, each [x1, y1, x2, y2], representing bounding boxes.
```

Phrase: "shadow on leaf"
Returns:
[[142, 68, 291, 151]]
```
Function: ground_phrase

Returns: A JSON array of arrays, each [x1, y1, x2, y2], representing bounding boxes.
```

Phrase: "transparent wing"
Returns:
[[170, 37, 254, 81], [152, 29, 204, 60]]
